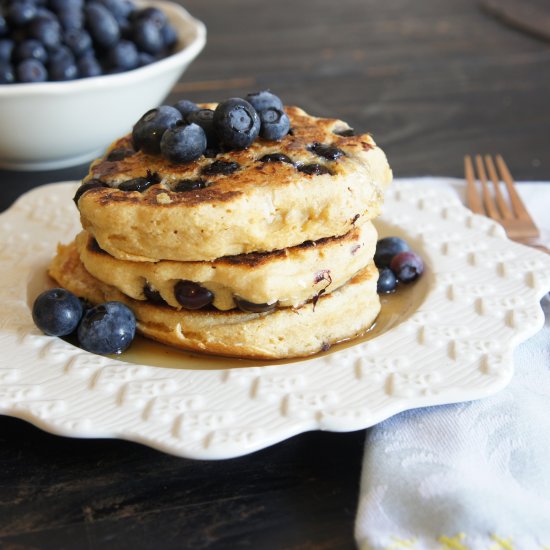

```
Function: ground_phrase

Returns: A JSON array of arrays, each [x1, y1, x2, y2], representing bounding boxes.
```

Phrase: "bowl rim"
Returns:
[[0, 0, 206, 97]]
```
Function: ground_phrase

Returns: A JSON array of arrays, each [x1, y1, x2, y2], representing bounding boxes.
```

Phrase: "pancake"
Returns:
[[75, 219, 377, 311], [76, 105, 392, 262], [49, 241, 381, 359]]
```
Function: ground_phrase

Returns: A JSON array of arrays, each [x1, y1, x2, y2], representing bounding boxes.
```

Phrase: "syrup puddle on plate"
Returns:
[[119, 276, 426, 371]]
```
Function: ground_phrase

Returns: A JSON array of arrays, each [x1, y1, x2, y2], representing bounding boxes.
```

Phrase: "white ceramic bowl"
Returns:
[[0, 1, 206, 171]]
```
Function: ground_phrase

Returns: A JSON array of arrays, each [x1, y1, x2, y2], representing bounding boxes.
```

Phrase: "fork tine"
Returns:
[[475, 155, 500, 221], [484, 155, 513, 220], [464, 155, 483, 214], [495, 155, 535, 222]]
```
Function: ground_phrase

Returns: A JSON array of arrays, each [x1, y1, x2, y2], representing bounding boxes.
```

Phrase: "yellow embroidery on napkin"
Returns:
[[438, 533, 469, 550], [385, 536, 418, 549], [489, 535, 514, 550]]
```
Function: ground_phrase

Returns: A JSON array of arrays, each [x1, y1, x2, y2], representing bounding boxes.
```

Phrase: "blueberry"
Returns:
[[118, 176, 156, 192], [173, 179, 209, 192], [297, 164, 332, 176], [234, 298, 277, 313], [259, 153, 294, 164], [245, 90, 284, 113], [334, 128, 355, 137], [77, 53, 102, 77], [32, 288, 83, 336], [48, 45, 78, 80], [137, 51, 155, 67], [374, 237, 411, 268], [160, 122, 207, 163], [7, 1, 37, 27], [308, 142, 345, 161], [85, 2, 120, 48], [390, 251, 424, 283], [107, 39, 138, 71], [186, 109, 218, 147], [174, 281, 213, 310], [161, 22, 178, 49], [132, 105, 182, 154], [132, 17, 163, 54], [13, 39, 48, 64], [204, 147, 221, 158], [29, 16, 62, 48], [77, 301, 136, 355], [213, 98, 260, 150], [63, 28, 92, 57], [0, 61, 15, 84], [0, 15, 7, 38], [105, 147, 134, 161], [17, 59, 48, 83], [143, 283, 165, 304], [97, 0, 135, 22], [73, 179, 108, 205], [57, 8, 84, 30], [135, 7, 167, 28], [173, 99, 199, 118], [201, 160, 240, 177], [0, 39, 14, 62], [34, 8, 58, 23], [377, 268, 397, 294], [258, 107, 290, 141], [50, 0, 85, 11]]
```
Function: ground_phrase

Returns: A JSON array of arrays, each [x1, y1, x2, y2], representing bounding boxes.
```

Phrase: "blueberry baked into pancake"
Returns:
[[49, 91, 393, 359]]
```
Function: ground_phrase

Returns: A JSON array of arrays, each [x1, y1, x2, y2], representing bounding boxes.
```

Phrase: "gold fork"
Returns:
[[464, 154, 549, 253]]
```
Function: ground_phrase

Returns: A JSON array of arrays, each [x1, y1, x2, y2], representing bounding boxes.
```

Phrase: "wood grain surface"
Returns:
[[0, 0, 549, 548]]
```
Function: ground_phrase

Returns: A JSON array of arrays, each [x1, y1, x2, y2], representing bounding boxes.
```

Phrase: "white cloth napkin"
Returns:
[[355, 178, 550, 550]]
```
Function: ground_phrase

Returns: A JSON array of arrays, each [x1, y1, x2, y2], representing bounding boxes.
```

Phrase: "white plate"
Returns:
[[1, 181, 549, 459]]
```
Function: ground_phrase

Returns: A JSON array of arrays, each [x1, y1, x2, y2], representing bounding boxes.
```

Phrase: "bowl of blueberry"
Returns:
[[0, 0, 206, 171]]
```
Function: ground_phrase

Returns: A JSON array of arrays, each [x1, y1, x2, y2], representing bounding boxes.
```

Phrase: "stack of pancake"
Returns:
[[49, 105, 392, 359]]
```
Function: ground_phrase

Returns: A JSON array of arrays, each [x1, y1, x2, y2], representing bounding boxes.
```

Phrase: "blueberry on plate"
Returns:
[[132, 105, 182, 154], [377, 267, 397, 294], [77, 301, 136, 355], [259, 107, 290, 141], [32, 288, 83, 337], [173, 99, 199, 119], [374, 236, 411, 268], [234, 297, 277, 313], [186, 108, 218, 147], [160, 122, 207, 163], [245, 90, 284, 113], [213, 98, 260, 150], [390, 251, 424, 283], [174, 280, 214, 310]]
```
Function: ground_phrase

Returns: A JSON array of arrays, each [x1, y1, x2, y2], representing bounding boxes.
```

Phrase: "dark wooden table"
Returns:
[[1, 1, 549, 548]]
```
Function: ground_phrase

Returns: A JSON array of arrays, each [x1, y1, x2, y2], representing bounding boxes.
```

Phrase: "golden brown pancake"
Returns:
[[76, 105, 392, 262], [49, 240, 381, 359], [75, 218, 377, 310]]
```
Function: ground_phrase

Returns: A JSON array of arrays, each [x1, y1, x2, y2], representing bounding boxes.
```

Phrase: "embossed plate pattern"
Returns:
[[1, 181, 549, 459]]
